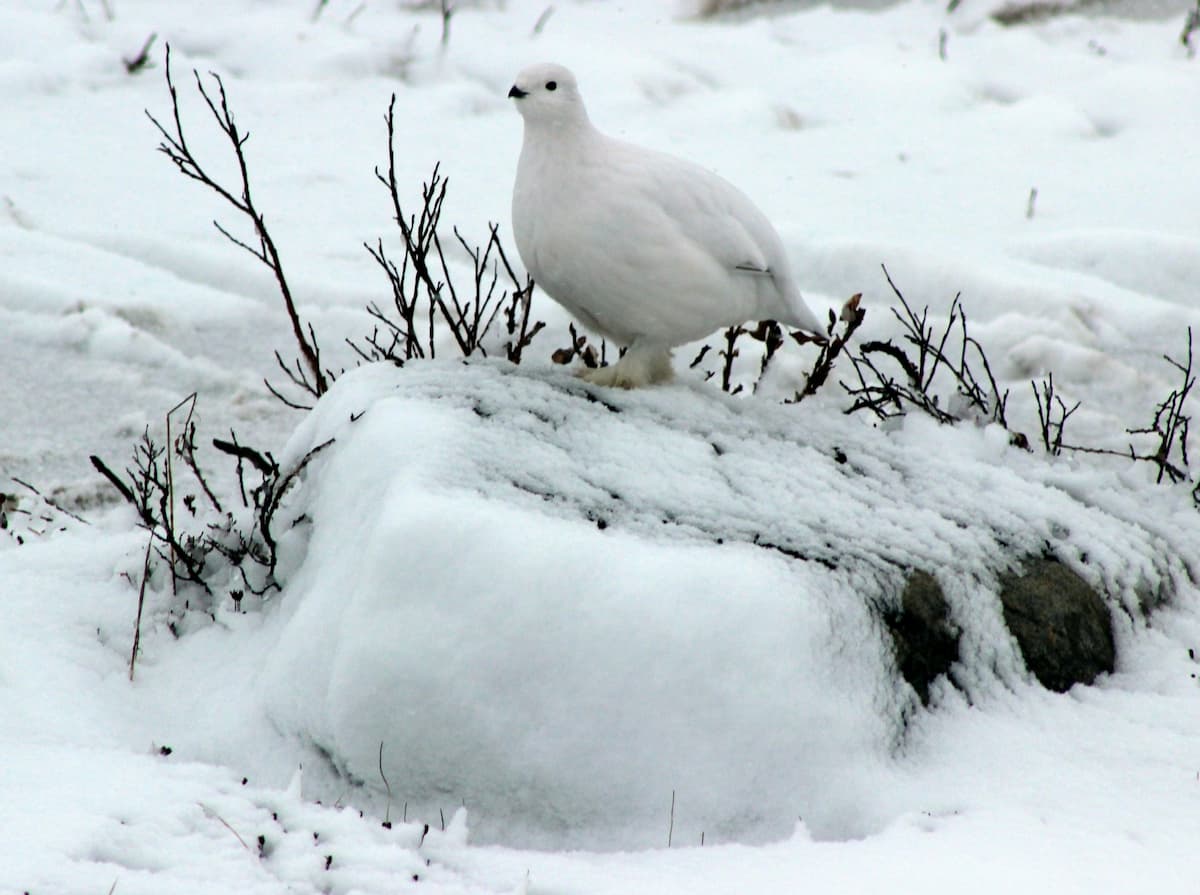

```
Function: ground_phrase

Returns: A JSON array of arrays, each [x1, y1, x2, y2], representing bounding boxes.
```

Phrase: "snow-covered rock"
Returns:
[[258, 358, 1200, 848]]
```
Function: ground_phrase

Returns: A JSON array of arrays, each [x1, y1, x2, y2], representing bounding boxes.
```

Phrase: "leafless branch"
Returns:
[[354, 95, 545, 367], [532, 6, 555, 35], [842, 267, 1008, 427], [145, 44, 328, 403], [1031, 372, 1080, 455], [1184, 0, 1200, 56], [1036, 328, 1195, 484], [123, 32, 158, 74], [552, 324, 602, 369], [11, 478, 90, 526], [791, 293, 866, 403]]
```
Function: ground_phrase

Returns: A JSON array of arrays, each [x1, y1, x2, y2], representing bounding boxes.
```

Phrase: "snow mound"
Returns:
[[258, 359, 1199, 848]]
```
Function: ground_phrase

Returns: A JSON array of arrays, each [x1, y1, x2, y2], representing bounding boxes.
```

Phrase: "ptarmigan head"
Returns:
[[507, 63, 589, 129]]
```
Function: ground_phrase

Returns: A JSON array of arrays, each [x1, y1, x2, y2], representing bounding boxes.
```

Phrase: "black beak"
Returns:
[[508, 85, 528, 99]]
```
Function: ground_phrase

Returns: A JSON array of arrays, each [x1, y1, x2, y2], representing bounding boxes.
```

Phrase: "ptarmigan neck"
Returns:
[[521, 113, 598, 152]]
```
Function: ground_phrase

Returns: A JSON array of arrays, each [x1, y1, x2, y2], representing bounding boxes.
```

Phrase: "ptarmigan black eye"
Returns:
[[546, 80, 557, 91]]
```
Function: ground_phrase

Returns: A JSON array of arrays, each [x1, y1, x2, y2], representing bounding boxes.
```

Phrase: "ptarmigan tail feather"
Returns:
[[780, 289, 826, 337]]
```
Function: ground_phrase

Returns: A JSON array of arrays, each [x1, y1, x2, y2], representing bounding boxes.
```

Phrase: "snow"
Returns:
[[254, 359, 1200, 852], [4, 0, 1200, 892]]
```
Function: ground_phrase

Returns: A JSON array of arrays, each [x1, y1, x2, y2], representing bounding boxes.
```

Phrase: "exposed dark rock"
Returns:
[[885, 571, 960, 705], [999, 558, 1115, 693]]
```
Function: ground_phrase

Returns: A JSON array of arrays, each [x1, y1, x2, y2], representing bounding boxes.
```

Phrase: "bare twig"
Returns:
[[130, 531, 153, 681], [355, 96, 544, 367], [11, 478, 90, 526], [379, 742, 393, 827], [146, 44, 328, 402], [172, 407, 224, 514], [551, 324, 601, 369], [1184, 0, 1200, 56], [91, 454, 136, 504], [440, 0, 454, 47], [200, 803, 253, 851], [667, 789, 676, 848], [123, 32, 158, 74], [718, 325, 745, 395], [532, 5, 555, 34], [91, 432, 213, 596], [1031, 373, 1079, 455], [1036, 328, 1195, 483], [842, 268, 1007, 427], [792, 293, 866, 403]]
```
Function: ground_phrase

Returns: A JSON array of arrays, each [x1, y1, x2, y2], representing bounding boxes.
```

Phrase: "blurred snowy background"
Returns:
[[3, 0, 1200, 892]]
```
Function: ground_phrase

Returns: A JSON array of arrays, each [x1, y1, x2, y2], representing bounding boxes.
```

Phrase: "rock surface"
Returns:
[[1000, 557, 1117, 692], [886, 571, 961, 704]]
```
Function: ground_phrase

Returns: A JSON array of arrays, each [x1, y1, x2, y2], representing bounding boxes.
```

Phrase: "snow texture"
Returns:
[[4, 0, 1200, 891], [259, 359, 1200, 849]]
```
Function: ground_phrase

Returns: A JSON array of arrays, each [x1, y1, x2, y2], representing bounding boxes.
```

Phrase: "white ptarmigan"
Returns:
[[508, 62, 825, 389]]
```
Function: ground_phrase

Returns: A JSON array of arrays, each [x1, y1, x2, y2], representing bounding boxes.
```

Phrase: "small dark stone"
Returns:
[[885, 571, 960, 705], [999, 557, 1115, 693]]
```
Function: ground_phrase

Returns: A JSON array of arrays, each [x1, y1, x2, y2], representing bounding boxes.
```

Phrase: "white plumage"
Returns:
[[508, 62, 824, 389]]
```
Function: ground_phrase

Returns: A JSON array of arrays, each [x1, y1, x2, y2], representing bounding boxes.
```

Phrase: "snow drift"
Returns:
[[258, 359, 1200, 848]]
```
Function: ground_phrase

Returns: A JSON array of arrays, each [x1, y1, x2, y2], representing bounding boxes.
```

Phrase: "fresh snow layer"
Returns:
[[257, 359, 1200, 849], [5, 0, 1200, 891]]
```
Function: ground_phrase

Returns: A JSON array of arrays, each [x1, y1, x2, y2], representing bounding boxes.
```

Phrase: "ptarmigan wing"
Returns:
[[619, 142, 781, 277]]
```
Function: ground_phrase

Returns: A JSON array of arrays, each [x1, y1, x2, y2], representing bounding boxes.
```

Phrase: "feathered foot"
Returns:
[[577, 343, 674, 389]]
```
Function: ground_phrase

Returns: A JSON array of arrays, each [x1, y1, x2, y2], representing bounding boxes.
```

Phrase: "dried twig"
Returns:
[[1031, 372, 1079, 455], [791, 293, 866, 403], [1036, 328, 1195, 483], [11, 478, 90, 526], [354, 96, 544, 367], [379, 742, 393, 827], [1182, 0, 1200, 55], [91, 431, 212, 596], [440, 0, 454, 47], [718, 325, 745, 395], [532, 5, 555, 35], [146, 45, 328, 403], [551, 324, 601, 369], [123, 32, 158, 74], [129, 532, 154, 681], [842, 267, 1007, 426]]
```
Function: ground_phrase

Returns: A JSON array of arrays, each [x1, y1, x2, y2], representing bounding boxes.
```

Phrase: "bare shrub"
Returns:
[[686, 295, 863, 398], [842, 266, 1010, 430], [1032, 329, 1195, 486], [90, 395, 334, 621], [147, 45, 330, 408], [350, 102, 543, 368]]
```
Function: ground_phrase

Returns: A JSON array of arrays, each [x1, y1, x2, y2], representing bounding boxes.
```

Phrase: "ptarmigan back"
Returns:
[[509, 62, 823, 388]]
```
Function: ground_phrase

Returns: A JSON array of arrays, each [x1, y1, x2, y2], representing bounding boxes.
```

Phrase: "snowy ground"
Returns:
[[4, 0, 1200, 892]]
